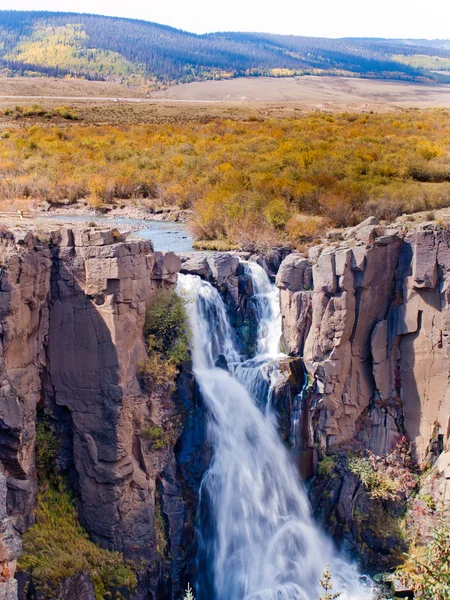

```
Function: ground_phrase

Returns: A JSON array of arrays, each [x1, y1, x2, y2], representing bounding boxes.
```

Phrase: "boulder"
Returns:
[[275, 253, 312, 291], [179, 252, 213, 279], [206, 253, 239, 287], [344, 216, 378, 240]]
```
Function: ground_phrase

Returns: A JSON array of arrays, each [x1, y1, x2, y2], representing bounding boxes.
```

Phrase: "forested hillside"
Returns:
[[1, 11, 450, 88]]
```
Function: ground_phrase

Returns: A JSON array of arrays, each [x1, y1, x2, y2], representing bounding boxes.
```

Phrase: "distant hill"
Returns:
[[1, 11, 450, 89]]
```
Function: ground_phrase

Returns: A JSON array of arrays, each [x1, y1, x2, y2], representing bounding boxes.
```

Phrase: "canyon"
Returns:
[[0, 217, 449, 599]]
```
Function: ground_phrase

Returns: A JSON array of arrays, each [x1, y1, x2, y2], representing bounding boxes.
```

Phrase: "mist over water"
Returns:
[[176, 267, 373, 600]]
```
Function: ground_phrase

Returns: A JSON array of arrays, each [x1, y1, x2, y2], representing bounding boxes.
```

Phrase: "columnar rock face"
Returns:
[[0, 228, 202, 599], [275, 253, 312, 355], [0, 234, 52, 532], [277, 224, 450, 462], [44, 229, 181, 558]]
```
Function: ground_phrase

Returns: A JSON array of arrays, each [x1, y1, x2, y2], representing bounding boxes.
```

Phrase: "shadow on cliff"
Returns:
[[42, 244, 128, 547], [387, 238, 443, 461]]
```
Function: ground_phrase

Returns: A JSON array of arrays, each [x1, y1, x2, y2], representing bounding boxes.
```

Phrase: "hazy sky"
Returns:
[[3, 0, 450, 39]]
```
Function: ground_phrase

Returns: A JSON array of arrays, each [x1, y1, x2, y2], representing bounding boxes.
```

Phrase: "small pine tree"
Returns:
[[182, 583, 195, 600], [319, 565, 341, 600]]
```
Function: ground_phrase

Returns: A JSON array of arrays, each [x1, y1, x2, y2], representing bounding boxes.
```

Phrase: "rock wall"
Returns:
[[0, 469, 21, 600], [0, 233, 52, 534], [277, 221, 450, 573], [43, 228, 181, 560], [277, 223, 450, 463], [0, 227, 203, 599]]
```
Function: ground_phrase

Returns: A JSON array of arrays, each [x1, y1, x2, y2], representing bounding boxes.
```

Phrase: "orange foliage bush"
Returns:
[[2, 110, 450, 248]]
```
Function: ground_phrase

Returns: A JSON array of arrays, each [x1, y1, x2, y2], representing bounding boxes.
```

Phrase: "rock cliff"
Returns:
[[2, 219, 450, 596], [0, 227, 202, 599], [0, 470, 21, 600], [277, 223, 450, 463], [277, 220, 450, 572]]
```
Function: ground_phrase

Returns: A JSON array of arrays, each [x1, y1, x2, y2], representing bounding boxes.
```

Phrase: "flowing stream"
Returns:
[[176, 266, 373, 600]]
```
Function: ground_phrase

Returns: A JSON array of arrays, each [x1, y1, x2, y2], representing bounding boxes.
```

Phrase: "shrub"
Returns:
[[416, 493, 437, 511], [141, 425, 167, 449], [286, 213, 324, 243], [138, 354, 179, 389], [349, 455, 401, 500], [397, 515, 450, 599], [348, 455, 400, 500], [35, 418, 59, 483], [54, 106, 79, 120], [317, 455, 338, 478], [18, 478, 137, 600], [319, 565, 341, 600], [138, 289, 190, 390], [3, 112, 450, 245], [3, 104, 79, 121]]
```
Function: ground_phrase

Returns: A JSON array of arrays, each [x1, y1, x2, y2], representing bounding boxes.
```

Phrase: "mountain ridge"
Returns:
[[1, 10, 450, 89]]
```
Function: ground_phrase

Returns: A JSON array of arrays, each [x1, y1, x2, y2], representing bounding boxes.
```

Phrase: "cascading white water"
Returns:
[[176, 268, 373, 600], [243, 261, 282, 357]]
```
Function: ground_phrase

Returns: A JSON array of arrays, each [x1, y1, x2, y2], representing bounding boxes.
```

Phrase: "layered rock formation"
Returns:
[[43, 228, 181, 560]]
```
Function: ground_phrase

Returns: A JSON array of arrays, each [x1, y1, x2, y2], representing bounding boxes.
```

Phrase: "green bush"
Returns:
[[348, 456, 400, 501], [317, 455, 338, 478], [141, 425, 167, 449], [138, 289, 190, 390], [416, 493, 437, 511], [54, 105, 79, 120], [18, 478, 137, 600], [2, 104, 79, 120], [35, 417, 59, 483]]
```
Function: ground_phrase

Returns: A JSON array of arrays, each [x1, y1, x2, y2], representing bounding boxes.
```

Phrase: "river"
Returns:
[[36, 214, 195, 253]]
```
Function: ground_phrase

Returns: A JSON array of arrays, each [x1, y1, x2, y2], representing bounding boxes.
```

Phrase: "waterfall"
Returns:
[[176, 268, 373, 600], [243, 261, 282, 357]]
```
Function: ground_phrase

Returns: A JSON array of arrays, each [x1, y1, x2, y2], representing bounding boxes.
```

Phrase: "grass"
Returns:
[[192, 239, 241, 251], [18, 479, 137, 600], [20, 415, 137, 599]]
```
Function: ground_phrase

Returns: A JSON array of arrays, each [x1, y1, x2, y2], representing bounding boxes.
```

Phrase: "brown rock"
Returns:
[[0, 469, 21, 600]]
